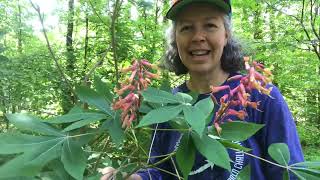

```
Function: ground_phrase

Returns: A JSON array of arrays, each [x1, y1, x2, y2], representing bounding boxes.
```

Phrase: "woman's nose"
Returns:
[[191, 29, 206, 42]]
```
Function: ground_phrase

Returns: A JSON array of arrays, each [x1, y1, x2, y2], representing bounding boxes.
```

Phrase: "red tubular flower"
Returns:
[[210, 85, 230, 93], [210, 57, 273, 134], [113, 59, 159, 128]]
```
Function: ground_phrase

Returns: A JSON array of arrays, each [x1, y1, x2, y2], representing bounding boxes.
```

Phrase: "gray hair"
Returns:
[[162, 15, 244, 75]]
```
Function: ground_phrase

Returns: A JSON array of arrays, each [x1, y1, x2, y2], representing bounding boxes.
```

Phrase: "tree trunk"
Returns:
[[62, 0, 76, 113], [110, 0, 122, 87]]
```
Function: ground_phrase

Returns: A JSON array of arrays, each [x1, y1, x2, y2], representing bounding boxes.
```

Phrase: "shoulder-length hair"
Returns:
[[162, 15, 244, 75]]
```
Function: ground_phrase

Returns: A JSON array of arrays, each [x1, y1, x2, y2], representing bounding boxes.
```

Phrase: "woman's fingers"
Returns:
[[99, 167, 117, 180]]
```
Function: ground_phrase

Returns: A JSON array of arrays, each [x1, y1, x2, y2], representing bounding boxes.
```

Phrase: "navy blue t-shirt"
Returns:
[[137, 75, 304, 180]]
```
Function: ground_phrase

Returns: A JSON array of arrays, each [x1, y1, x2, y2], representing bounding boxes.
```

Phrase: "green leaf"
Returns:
[[212, 121, 264, 141], [191, 133, 231, 171], [0, 133, 63, 154], [183, 105, 206, 136], [48, 112, 107, 124], [139, 102, 154, 114], [75, 85, 113, 116], [186, 91, 199, 105], [282, 169, 289, 180], [291, 168, 320, 180], [169, 116, 190, 132], [61, 140, 87, 180], [218, 139, 251, 152], [175, 92, 193, 103], [236, 165, 250, 180], [268, 143, 290, 166], [194, 96, 214, 116], [291, 161, 320, 168], [63, 117, 107, 132], [137, 105, 183, 127], [100, 111, 124, 146], [141, 87, 189, 104], [47, 160, 72, 180], [94, 76, 114, 104], [6, 113, 64, 137], [0, 137, 62, 178], [176, 134, 196, 180]]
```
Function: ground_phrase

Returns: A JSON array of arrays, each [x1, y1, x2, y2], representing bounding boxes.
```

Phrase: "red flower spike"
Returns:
[[141, 59, 159, 70], [112, 59, 158, 128], [145, 71, 160, 79], [210, 59, 275, 134]]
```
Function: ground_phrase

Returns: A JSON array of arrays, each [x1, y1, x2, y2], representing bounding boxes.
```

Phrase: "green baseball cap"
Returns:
[[166, 0, 231, 20]]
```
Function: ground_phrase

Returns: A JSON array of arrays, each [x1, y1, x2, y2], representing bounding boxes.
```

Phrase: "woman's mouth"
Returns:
[[190, 50, 210, 56]]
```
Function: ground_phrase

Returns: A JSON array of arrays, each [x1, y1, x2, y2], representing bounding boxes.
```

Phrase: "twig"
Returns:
[[83, 46, 111, 83], [93, 136, 110, 172], [87, 0, 108, 26], [28, 0, 75, 95]]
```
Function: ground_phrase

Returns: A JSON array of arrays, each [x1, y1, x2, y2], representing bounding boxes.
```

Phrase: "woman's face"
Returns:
[[175, 4, 228, 75]]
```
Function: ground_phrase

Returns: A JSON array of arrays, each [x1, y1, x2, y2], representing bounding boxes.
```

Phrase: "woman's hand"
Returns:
[[99, 167, 142, 180]]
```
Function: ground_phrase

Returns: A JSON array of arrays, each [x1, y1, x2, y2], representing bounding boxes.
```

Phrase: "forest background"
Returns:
[[0, 0, 319, 178]]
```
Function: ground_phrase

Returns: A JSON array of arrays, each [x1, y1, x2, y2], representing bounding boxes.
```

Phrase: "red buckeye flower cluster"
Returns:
[[112, 59, 159, 128], [210, 57, 273, 135]]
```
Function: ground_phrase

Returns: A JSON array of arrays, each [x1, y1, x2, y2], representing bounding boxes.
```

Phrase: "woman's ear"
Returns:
[[224, 31, 229, 46]]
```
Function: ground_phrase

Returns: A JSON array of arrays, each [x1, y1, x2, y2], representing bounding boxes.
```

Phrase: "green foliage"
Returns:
[[191, 132, 231, 171], [268, 143, 290, 166], [176, 134, 196, 180], [209, 121, 265, 141]]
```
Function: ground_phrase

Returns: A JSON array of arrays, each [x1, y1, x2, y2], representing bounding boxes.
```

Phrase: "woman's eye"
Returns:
[[180, 26, 191, 32], [206, 23, 217, 28]]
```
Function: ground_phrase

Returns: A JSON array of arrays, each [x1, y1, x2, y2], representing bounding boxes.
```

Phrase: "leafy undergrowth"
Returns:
[[303, 145, 320, 162]]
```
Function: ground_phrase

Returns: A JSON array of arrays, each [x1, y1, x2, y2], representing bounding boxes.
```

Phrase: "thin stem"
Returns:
[[93, 136, 110, 172], [230, 148, 288, 169], [140, 127, 191, 132]]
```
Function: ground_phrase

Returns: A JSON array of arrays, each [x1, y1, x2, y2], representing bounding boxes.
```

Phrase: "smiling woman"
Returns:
[[175, 4, 229, 93], [100, 0, 305, 180]]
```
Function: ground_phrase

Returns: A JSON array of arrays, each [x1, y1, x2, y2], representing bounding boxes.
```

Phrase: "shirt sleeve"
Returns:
[[256, 85, 304, 179]]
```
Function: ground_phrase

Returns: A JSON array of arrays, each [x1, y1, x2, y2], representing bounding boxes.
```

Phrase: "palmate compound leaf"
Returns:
[[209, 121, 264, 141], [290, 161, 320, 180], [191, 133, 231, 171], [47, 112, 107, 124], [62, 116, 108, 132], [268, 143, 290, 166], [0, 133, 64, 154], [176, 133, 196, 180], [142, 87, 192, 104], [137, 105, 184, 127], [290, 167, 320, 180], [183, 96, 214, 137], [75, 85, 113, 116], [61, 140, 87, 180], [6, 113, 64, 137], [0, 135, 64, 178]]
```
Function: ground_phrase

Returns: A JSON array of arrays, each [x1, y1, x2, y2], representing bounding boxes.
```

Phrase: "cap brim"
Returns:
[[166, 0, 231, 20]]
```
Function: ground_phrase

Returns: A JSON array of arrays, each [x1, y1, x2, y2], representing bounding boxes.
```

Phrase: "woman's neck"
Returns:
[[187, 70, 230, 94]]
